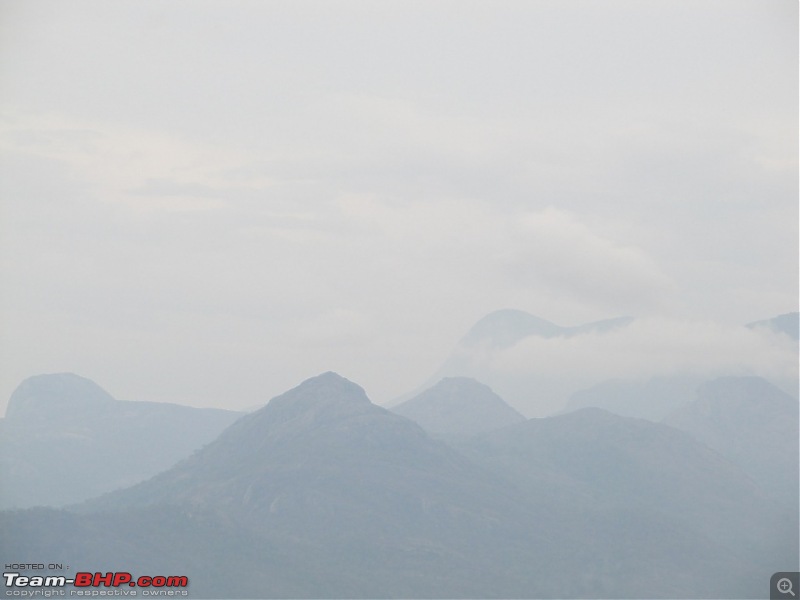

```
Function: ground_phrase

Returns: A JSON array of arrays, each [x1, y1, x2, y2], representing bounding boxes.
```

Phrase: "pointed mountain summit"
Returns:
[[392, 377, 525, 436], [7, 373, 796, 598], [78, 372, 549, 597], [84, 372, 528, 534], [260, 370, 372, 416]]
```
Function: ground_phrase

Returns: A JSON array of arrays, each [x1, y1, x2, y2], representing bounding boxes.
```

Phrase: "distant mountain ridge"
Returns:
[[0, 373, 243, 509], [82, 373, 522, 525], [4, 371, 794, 598], [391, 376, 525, 437], [396, 309, 635, 415], [746, 311, 799, 341], [4, 305, 799, 598], [563, 375, 704, 420], [4, 372, 115, 418], [399, 309, 798, 416], [460, 309, 633, 349], [76, 372, 552, 597]]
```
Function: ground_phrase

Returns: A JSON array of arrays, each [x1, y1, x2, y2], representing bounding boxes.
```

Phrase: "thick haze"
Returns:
[[0, 1, 797, 413]]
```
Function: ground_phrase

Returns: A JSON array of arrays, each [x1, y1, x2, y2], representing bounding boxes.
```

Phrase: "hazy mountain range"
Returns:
[[400, 309, 799, 416], [0, 373, 243, 509], [1, 310, 797, 598], [563, 375, 705, 421], [395, 310, 636, 413], [2, 369, 798, 598]]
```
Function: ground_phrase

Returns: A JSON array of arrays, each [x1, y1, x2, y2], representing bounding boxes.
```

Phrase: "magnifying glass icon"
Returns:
[[777, 578, 796, 597]]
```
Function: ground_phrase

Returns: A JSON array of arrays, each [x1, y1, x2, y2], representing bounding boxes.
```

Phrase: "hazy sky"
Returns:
[[1, 1, 797, 413]]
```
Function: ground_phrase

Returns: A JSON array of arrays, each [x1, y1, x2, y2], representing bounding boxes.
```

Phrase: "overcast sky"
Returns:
[[0, 1, 797, 413]]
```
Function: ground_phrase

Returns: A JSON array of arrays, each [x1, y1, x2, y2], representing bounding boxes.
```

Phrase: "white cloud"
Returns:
[[493, 317, 798, 389], [0, 1, 795, 413], [504, 209, 676, 314], [430, 316, 798, 416]]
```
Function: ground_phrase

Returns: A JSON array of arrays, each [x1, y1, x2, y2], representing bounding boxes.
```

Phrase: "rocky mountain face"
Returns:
[[3, 372, 795, 598], [0, 373, 243, 508]]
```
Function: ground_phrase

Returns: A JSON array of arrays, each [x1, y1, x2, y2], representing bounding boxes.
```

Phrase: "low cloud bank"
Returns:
[[453, 317, 798, 416]]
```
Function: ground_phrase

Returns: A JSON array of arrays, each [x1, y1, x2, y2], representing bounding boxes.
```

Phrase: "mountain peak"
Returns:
[[190, 371, 378, 463], [265, 371, 370, 413], [459, 309, 634, 349], [392, 376, 525, 436], [83, 373, 487, 526], [5, 373, 116, 420], [460, 309, 562, 348]]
